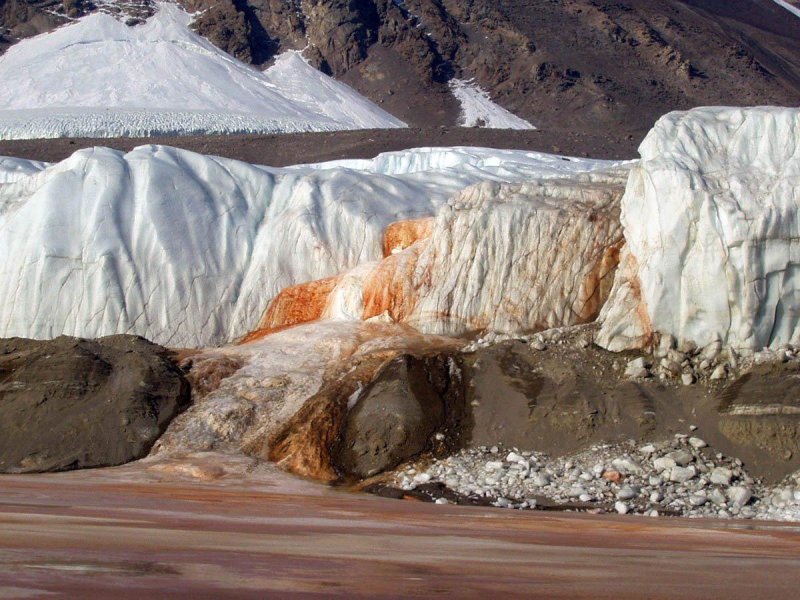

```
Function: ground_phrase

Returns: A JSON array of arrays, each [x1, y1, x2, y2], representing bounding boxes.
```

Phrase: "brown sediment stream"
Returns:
[[1, 457, 799, 599]]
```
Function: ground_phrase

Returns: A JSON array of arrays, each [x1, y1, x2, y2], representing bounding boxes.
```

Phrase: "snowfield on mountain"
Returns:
[[0, 3, 405, 139]]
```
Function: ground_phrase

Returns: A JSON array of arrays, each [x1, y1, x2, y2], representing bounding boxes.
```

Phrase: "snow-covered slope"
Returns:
[[449, 79, 536, 130], [0, 3, 405, 139], [597, 106, 800, 352], [0, 145, 621, 347]]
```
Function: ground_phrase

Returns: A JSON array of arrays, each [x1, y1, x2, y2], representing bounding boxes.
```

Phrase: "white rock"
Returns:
[[670, 466, 697, 483], [597, 107, 800, 352], [506, 452, 526, 464], [413, 473, 432, 484], [728, 486, 753, 508], [614, 501, 629, 515], [625, 357, 649, 379], [710, 468, 733, 486], [666, 450, 694, 467], [612, 457, 643, 475], [708, 489, 727, 506], [688, 437, 707, 450], [689, 494, 708, 507], [434, 498, 449, 505], [617, 485, 640, 501], [681, 373, 696, 386], [653, 457, 677, 471], [710, 365, 727, 380]]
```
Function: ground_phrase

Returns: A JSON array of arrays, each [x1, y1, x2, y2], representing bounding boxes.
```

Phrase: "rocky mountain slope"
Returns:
[[176, 0, 800, 134], [3, 1, 799, 136]]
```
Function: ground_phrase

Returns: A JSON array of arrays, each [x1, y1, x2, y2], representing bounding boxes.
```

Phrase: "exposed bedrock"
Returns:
[[0, 335, 190, 473], [256, 168, 628, 338], [598, 106, 800, 352], [268, 353, 467, 481]]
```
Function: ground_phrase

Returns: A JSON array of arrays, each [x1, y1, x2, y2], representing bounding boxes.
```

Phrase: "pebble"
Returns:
[[624, 357, 649, 379], [653, 457, 676, 472], [617, 485, 639, 501], [615, 501, 629, 515], [612, 457, 643, 475], [688, 437, 707, 450], [669, 466, 696, 483], [506, 452, 526, 464], [728, 486, 753, 508], [667, 449, 694, 467]]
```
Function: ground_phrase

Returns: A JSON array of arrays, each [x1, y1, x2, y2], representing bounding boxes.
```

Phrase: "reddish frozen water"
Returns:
[[1, 459, 800, 599]]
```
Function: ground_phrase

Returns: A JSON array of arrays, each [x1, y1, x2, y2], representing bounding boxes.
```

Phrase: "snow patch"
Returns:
[[449, 79, 535, 130], [0, 156, 49, 183], [772, 0, 800, 19]]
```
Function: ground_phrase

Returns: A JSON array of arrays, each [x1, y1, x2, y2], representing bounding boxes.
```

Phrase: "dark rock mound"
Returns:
[[334, 354, 467, 479], [0, 335, 190, 473]]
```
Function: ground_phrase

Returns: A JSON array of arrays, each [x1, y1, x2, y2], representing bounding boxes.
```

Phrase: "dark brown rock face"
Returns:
[[334, 354, 466, 478], [173, 0, 800, 133], [0, 335, 190, 473]]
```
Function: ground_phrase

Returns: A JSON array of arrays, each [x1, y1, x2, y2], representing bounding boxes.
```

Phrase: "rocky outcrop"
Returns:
[[267, 353, 466, 481], [257, 168, 628, 337], [598, 107, 800, 352], [0, 335, 190, 473], [180, 0, 800, 133]]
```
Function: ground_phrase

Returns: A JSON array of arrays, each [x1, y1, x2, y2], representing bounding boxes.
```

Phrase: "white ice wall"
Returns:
[[0, 145, 621, 347], [598, 106, 800, 351]]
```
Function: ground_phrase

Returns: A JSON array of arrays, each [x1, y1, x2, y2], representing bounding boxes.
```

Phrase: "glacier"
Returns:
[[256, 170, 629, 338], [0, 3, 405, 139], [0, 145, 621, 347], [598, 106, 800, 352]]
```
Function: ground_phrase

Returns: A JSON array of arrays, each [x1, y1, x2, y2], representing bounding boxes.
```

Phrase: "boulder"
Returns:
[[0, 335, 190, 473]]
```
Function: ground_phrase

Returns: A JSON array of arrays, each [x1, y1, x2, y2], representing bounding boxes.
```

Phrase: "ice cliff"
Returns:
[[598, 106, 800, 351], [0, 145, 619, 347], [255, 171, 628, 337]]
